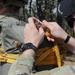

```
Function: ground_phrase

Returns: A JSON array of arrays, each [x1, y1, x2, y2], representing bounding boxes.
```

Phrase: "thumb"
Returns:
[[42, 20, 50, 29], [39, 27, 44, 35]]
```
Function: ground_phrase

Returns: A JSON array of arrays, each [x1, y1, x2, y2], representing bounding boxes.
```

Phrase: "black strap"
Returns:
[[64, 35, 71, 43]]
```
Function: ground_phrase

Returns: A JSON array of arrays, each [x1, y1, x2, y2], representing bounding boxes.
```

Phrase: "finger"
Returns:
[[24, 23, 29, 29], [39, 27, 45, 35], [47, 37, 55, 42], [25, 23, 29, 27], [24, 24, 29, 32], [28, 17, 36, 27], [50, 38, 55, 42], [42, 20, 50, 28], [46, 37, 51, 41]]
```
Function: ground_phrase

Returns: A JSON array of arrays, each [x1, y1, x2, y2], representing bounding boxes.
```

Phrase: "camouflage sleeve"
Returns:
[[8, 54, 35, 75], [49, 66, 75, 75], [32, 66, 75, 75], [0, 19, 10, 28]]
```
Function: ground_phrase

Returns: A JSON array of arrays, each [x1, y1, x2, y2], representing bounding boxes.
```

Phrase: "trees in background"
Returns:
[[22, 0, 74, 37]]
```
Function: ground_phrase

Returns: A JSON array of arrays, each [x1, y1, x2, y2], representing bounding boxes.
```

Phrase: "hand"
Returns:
[[42, 20, 68, 43], [24, 17, 45, 47]]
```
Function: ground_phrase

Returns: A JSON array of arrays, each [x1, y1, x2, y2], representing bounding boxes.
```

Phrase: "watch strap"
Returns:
[[22, 43, 37, 52], [64, 35, 71, 43]]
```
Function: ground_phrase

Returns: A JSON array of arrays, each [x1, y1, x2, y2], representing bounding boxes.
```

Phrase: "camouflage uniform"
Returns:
[[8, 54, 75, 75], [0, 12, 26, 75]]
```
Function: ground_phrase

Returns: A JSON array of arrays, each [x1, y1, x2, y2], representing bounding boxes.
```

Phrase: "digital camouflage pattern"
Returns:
[[8, 54, 75, 75], [0, 13, 26, 75], [0, 0, 28, 75]]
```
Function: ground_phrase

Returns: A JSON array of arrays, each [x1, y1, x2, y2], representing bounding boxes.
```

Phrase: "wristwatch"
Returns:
[[21, 43, 38, 52]]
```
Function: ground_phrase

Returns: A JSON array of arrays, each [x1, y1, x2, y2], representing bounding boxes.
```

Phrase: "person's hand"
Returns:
[[42, 20, 68, 43], [24, 17, 45, 47]]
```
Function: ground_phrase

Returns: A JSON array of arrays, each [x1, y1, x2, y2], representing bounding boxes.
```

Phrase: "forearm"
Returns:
[[23, 49, 36, 57], [57, 31, 75, 54], [8, 49, 35, 75], [64, 37, 75, 54], [16, 49, 35, 75]]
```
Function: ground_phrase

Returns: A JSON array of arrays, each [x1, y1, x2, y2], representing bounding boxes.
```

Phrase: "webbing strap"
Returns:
[[0, 46, 21, 64], [0, 53, 21, 64]]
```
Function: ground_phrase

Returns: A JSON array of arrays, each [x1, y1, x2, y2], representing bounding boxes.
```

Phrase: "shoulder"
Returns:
[[0, 15, 19, 27], [0, 15, 9, 27]]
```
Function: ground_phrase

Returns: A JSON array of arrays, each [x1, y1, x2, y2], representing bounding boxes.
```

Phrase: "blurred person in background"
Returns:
[[0, 0, 28, 75]]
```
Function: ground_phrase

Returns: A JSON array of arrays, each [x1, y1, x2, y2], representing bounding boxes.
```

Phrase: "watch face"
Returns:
[[22, 43, 37, 51], [25, 43, 32, 49]]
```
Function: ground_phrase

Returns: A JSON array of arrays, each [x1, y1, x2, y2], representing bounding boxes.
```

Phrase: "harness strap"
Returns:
[[0, 49, 21, 64], [0, 43, 21, 64]]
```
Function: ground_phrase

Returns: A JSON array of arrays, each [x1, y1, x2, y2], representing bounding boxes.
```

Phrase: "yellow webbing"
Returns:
[[0, 46, 21, 64], [0, 15, 20, 64], [53, 42, 61, 67], [0, 53, 21, 64]]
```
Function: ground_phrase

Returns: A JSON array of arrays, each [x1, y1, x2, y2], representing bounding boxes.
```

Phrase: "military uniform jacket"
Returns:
[[8, 54, 75, 75], [0, 13, 26, 53]]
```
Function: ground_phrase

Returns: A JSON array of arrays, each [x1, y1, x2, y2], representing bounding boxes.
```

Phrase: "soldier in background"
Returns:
[[8, 0, 75, 75], [0, 0, 28, 75]]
